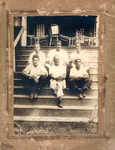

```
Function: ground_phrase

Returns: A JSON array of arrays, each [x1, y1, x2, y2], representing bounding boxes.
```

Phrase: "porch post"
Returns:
[[21, 16, 27, 46], [95, 16, 99, 47]]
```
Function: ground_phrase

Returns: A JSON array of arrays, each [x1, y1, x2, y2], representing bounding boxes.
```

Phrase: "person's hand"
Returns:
[[83, 74, 89, 78], [31, 75, 36, 79], [22, 71, 28, 76], [23, 72, 31, 78], [45, 64, 50, 69], [58, 76, 62, 78], [34, 78, 39, 83], [69, 78, 74, 81], [28, 76, 32, 79]]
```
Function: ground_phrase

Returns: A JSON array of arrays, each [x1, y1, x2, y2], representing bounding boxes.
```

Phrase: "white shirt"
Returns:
[[49, 65, 66, 79], [70, 64, 89, 79], [23, 63, 48, 79], [47, 49, 69, 66]]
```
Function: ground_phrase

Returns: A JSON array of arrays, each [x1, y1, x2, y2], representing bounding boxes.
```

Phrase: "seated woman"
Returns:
[[22, 55, 48, 102], [69, 58, 92, 99], [47, 55, 66, 108]]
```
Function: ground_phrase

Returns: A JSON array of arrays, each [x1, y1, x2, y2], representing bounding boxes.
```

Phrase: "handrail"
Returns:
[[14, 27, 24, 48], [27, 34, 48, 40]]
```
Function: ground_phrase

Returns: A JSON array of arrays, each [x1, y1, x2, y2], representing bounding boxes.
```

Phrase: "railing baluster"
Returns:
[[27, 34, 98, 48]]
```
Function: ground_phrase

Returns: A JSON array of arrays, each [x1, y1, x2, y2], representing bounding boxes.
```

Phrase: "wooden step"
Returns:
[[14, 75, 98, 83], [15, 48, 98, 52], [14, 96, 98, 106], [14, 79, 50, 87], [15, 48, 98, 54], [15, 47, 98, 52], [14, 72, 99, 82], [14, 87, 98, 98], [14, 86, 98, 96], [14, 116, 90, 123], [15, 49, 49, 55], [16, 65, 98, 74], [14, 85, 98, 95], [14, 107, 95, 117], [14, 80, 98, 90], [15, 55, 98, 63], [16, 60, 99, 68], [14, 104, 98, 110], [14, 95, 98, 100], [90, 74, 98, 82], [15, 49, 98, 59]]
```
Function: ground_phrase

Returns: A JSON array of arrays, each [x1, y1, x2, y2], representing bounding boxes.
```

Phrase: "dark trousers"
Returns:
[[22, 75, 38, 95], [22, 75, 49, 95], [69, 77, 92, 94]]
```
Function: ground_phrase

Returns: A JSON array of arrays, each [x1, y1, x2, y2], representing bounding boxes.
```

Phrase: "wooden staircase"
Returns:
[[14, 47, 98, 134]]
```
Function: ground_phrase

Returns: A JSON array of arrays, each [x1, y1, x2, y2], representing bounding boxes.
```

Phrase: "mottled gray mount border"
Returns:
[[8, 10, 105, 138]]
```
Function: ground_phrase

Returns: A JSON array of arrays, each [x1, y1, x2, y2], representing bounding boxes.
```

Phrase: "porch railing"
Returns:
[[26, 34, 98, 48]]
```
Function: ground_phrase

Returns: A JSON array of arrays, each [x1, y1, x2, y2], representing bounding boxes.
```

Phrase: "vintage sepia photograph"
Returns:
[[10, 15, 100, 136]]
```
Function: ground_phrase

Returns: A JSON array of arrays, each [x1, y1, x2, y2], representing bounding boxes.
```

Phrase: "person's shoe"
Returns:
[[29, 93, 34, 103], [56, 98, 63, 108], [82, 93, 86, 98], [30, 93, 33, 100], [34, 93, 38, 99], [78, 94, 83, 100], [57, 103, 63, 108]]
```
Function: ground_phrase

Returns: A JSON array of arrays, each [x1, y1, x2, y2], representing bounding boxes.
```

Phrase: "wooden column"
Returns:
[[21, 16, 27, 46], [95, 16, 99, 47]]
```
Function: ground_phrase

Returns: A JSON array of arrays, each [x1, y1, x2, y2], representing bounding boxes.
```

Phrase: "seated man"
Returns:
[[47, 55, 66, 108], [69, 58, 92, 99], [22, 55, 48, 102]]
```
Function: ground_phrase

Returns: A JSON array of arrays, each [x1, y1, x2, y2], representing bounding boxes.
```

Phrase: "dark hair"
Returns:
[[57, 40, 61, 46], [53, 54, 59, 61], [75, 58, 81, 61], [32, 55, 39, 60]]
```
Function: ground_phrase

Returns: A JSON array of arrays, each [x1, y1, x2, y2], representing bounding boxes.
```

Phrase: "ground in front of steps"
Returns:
[[14, 121, 98, 136]]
